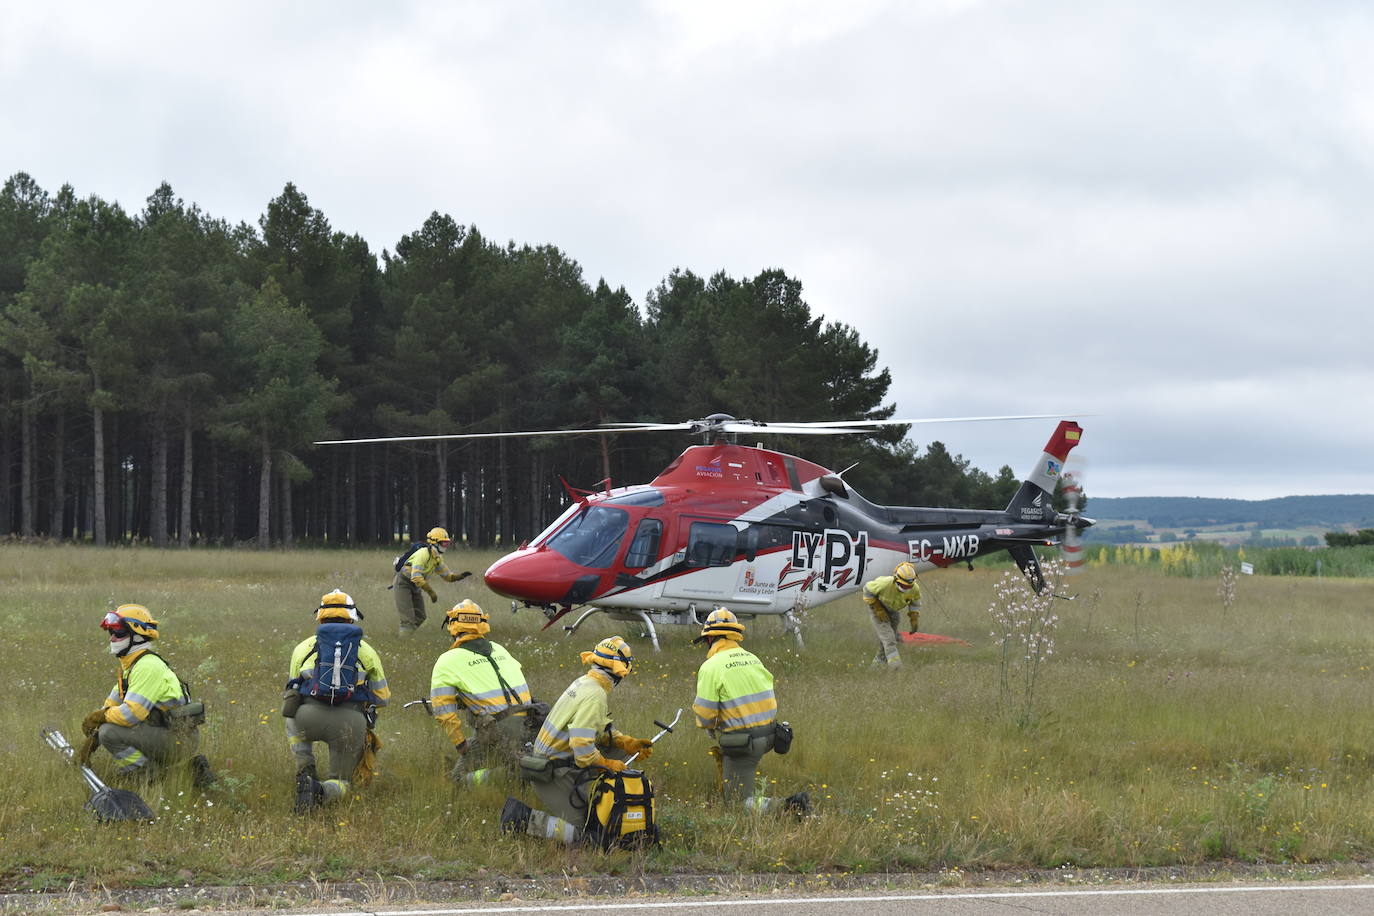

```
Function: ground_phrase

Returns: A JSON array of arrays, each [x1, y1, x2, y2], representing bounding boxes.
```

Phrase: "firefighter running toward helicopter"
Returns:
[[863, 561, 923, 668], [394, 526, 471, 636]]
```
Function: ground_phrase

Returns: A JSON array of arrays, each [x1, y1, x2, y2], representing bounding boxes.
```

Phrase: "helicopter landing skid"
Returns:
[[563, 606, 662, 651]]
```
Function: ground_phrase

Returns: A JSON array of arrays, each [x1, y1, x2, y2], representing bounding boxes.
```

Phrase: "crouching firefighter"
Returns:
[[393, 526, 471, 636], [430, 600, 539, 786], [81, 604, 210, 784], [863, 561, 923, 668], [500, 636, 655, 845], [283, 590, 391, 812], [692, 608, 810, 815]]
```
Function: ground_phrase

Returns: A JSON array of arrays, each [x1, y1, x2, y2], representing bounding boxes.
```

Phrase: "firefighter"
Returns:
[[862, 561, 923, 668], [285, 590, 391, 812], [692, 607, 810, 815], [394, 526, 471, 636], [499, 635, 653, 843], [81, 604, 210, 784], [430, 600, 535, 786]]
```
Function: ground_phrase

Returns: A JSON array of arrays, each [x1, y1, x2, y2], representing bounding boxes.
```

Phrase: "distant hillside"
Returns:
[[1087, 495, 1374, 529]]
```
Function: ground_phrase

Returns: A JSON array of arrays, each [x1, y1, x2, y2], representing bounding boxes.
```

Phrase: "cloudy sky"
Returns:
[[3, 1, 1370, 499]]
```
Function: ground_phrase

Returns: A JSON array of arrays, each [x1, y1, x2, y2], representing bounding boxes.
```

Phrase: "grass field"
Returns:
[[2, 544, 1372, 893]]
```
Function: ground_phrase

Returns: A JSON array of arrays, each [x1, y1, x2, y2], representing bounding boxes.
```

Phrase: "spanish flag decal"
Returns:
[[1065, 429, 1080, 442]]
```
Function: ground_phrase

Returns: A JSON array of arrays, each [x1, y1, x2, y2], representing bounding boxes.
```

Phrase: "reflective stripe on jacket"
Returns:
[[430, 639, 532, 746], [863, 574, 922, 616], [692, 639, 777, 732], [103, 649, 186, 727], [531, 669, 623, 768], [289, 636, 391, 706], [400, 545, 453, 587]]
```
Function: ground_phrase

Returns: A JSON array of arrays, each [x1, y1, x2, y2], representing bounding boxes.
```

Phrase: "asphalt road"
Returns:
[[192, 881, 1374, 916]]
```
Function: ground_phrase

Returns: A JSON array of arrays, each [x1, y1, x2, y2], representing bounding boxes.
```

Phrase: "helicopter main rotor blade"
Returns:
[[751, 413, 1072, 430], [316, 428, 619, 445]]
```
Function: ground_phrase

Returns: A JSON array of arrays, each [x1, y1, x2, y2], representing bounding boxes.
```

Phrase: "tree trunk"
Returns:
[[409, 452, 421, 541], [92, 374, 107, 547], [20, 399, 35, 538], [257, 433, 272, 549], [49, 412, 66, 539], [179, 410, 193, 547], [151, 412, 168, 547], [279, 457, 294, 547], [435, 442, 448, 530], [347, 449, 358, 545]]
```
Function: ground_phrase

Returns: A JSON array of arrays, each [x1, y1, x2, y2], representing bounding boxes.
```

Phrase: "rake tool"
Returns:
[[41, 726, 155, 823], [624, 708, 682, 766]]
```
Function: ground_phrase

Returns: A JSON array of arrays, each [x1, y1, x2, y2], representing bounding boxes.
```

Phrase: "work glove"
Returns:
[[78, 732, 99, 766], [81, 708, 108, 737], [615, 735, 654, 758], [454, 739, 469, 756], [907, 609, 921, 634], [422, 583, 438, 603], [444, 570, 472, 583], [598, 757, 627, 773], [865, 599, 889, 625]]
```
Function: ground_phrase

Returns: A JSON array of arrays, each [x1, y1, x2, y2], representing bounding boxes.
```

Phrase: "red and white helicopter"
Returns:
[[321, 414, 1091, 649]]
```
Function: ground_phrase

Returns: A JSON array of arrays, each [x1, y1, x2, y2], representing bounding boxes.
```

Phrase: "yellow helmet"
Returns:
[[894, 561, 917, 590], [427, 527, 453, 551], [581, 635, 634, 679], [101, 604, 159, 640], [444, 599, 490, 639], [694, 606, 745, 644], [317, 589, 361, 623]]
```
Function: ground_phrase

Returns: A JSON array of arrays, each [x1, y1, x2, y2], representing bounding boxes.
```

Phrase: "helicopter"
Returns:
[[319, 413, 1092, 650]]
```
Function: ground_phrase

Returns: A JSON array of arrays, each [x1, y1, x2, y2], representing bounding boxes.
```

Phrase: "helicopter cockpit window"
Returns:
[[547, 506, 630, 569], [624, 518, 663, 569], [686, 521, 737, 568]]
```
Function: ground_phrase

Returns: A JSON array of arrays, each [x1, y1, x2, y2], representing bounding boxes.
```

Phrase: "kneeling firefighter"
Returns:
[[500, 635, 654, 843], [81, 604, 210, 783], [284, 590, 391, 812], [430, 600, 537, 786], [692, 607, 809, 814]]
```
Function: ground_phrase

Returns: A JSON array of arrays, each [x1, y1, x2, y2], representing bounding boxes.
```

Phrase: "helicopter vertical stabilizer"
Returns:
[[1004, 421, 1083, 523]]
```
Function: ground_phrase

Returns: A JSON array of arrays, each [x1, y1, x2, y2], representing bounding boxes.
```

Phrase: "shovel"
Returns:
[[41, 727, 155, 823], [624, 708, 682, 767]]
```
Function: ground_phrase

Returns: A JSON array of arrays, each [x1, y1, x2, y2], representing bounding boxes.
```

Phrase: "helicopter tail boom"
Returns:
[[1004, 420, 1083, 523]]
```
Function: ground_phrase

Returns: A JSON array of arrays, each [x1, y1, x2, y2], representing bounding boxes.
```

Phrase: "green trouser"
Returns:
[[394, 571, 427, 633], [524, 748, 631, 844], [870, 607, 902, 667], [288, 700, 366, 800], [98, 721, 199, 774], [718, 723, 776, 803], [452, 714, 529, 784]]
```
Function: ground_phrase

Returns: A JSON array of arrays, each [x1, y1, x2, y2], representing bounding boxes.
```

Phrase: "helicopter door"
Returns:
[[661, 518, 742, 603]]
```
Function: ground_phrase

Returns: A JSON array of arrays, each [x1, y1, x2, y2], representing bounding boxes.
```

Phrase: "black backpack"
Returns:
[[393, 542, 431, 573]]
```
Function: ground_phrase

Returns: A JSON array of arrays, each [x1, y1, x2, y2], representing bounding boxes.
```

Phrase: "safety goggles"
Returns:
[[100, 612, 130, 634]]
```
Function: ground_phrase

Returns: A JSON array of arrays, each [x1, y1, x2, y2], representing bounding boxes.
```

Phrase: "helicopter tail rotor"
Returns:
[[1060, 466, 1092, 573]]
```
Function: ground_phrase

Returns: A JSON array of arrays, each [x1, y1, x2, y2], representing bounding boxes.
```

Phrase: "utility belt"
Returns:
[[147, 700, 207, 730], [302, 696, 367, 712], [717, 722, 779, 758]]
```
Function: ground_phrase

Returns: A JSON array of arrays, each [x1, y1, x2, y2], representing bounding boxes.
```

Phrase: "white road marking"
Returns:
[[304, 882, 1374, 916]]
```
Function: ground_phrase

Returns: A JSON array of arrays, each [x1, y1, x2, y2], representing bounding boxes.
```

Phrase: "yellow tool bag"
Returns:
[[583, 768, 658, 851]]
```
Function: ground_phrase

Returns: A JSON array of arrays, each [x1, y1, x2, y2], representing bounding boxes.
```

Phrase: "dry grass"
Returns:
[[2, 544, 1372, 890]]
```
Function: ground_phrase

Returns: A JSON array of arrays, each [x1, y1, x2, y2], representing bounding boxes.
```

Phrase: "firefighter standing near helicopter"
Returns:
[[430, 600, 535, 786], [499, 636, 654, 843], [394, 526, 471, 636], [692, 608, 809, 815], [863, 561, 923, 668], [81, 604, 210, 783]]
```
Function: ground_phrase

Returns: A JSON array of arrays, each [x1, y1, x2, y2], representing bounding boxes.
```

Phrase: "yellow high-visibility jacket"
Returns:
[[289, 635, 391, 706], [863, 574, 922, 620], [102, 648, 187, 727], [400, 545, 455, 589], [692, 639, 777, 733], [531, 668, 625, 768], [430, 638, 532, 747]]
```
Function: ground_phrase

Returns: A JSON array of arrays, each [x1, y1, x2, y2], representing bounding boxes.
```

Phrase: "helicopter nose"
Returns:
[[484, 548, 594, 606]]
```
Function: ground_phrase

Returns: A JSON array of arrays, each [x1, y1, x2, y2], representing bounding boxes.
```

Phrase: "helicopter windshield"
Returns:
[[546, 505, 630, 569]]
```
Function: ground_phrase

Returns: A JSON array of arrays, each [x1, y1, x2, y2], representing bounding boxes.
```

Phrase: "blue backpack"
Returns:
[[295, 622, 370, 704]]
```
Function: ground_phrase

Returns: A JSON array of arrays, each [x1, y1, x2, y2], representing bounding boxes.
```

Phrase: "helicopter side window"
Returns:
[[624, 519, 663, 569], [686, 522, 737, 567], [547, 506, 630, 569]]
